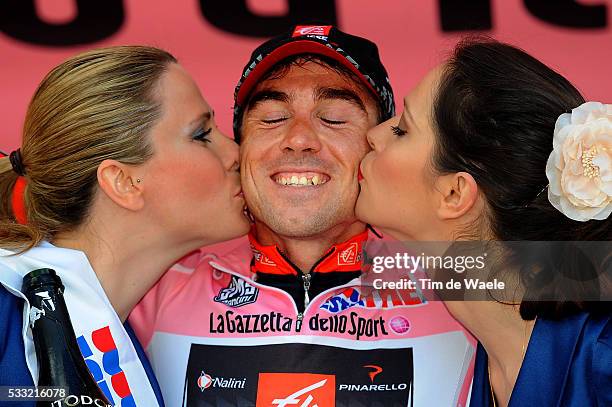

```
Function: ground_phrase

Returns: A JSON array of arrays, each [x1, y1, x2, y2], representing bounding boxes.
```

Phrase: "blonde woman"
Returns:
[[356, 39, 611, 406], [0, 46, 249, 406]]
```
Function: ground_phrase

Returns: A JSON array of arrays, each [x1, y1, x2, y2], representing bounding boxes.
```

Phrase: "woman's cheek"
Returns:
[[375, 152, 404, 191]]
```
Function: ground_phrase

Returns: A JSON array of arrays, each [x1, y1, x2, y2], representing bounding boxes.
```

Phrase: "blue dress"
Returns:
[[469, 312, 611, 406], [0, 285, 165, 407]]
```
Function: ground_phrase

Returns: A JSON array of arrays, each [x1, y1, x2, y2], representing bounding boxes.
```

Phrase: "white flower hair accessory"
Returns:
[[545, 101, 611, 222]]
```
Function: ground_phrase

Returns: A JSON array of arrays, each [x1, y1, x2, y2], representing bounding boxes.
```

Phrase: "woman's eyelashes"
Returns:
[[391, 125, 407, 136], [192, 127, 212, 143]]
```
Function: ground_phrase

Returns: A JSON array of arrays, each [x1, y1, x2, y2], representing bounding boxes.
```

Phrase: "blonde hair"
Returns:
[[0, 45, 177, 251]]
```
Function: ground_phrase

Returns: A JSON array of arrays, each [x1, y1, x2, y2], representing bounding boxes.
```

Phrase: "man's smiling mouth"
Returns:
[[272, 172, 330, 186]]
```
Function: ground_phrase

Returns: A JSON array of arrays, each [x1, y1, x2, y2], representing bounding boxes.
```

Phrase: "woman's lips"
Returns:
[[358, 166, 364, 181]]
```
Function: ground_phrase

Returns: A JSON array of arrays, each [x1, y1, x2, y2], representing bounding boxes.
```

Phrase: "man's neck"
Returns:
[[252, 221, 367, 273]]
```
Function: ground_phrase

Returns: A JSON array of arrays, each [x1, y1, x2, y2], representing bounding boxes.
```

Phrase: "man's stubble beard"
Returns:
[[254, 189, 358, 238]]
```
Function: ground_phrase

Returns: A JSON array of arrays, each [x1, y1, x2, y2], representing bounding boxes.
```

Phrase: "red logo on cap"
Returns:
[[293, 25, 332, 37]]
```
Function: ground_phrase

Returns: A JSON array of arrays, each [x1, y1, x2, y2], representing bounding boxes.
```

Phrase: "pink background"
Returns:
[[1, 0, 611, 151]]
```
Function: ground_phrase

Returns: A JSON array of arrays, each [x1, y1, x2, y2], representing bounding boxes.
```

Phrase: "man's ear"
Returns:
[[97, 159, 145, 211], [434, 171, 479, 220]]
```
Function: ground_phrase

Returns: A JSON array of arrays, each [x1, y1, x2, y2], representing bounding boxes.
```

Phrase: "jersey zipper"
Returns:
[[301, 273, 312, 310], [274, 246, 337, 316]]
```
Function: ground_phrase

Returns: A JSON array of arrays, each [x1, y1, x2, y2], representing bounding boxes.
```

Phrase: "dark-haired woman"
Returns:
[[0, 46, 249, 405], [356, 39, 611, 406]]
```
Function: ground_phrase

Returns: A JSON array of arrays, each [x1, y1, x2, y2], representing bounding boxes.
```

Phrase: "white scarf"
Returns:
[[0, 242, 160, 407]]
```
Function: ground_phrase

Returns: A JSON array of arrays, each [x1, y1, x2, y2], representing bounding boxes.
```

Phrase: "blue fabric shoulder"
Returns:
[[469, 312, 611, 407], [0, 284, 35, 406], [591, 315, 611, 406]]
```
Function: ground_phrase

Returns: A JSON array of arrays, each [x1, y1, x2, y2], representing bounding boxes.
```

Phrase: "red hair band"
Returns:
[[3, 149, 28, 225], [11, 176, 28, 225]]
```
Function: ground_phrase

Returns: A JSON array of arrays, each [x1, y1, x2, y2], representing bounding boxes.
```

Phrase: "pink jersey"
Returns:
[[130, 235, 475, 406]]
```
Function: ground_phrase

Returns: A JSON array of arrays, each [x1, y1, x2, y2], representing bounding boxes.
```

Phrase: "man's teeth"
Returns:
[[276, 175, 327, 186]]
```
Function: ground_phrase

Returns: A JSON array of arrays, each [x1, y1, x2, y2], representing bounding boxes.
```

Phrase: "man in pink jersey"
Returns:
[[131, 24, 474, 407]]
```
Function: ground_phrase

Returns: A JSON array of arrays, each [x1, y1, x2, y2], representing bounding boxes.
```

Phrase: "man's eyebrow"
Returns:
[[246, 90, 290, 110], [315, 87, 367, 113]]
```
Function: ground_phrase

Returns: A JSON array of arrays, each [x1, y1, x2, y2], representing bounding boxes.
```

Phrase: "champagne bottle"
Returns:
[[22, 268, 111, 407]]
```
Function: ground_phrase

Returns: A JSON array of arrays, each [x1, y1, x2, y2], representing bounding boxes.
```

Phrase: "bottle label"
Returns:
[[50, 394, 112, 406], [28, 305, 45, 328]]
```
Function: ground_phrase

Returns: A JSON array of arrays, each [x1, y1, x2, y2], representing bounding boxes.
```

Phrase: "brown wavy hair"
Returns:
[[0, 45, 177, 252]]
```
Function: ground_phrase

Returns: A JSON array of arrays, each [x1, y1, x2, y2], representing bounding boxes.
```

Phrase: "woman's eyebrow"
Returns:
[[185, 111, 212, 133], [189, 111, 212, 124]]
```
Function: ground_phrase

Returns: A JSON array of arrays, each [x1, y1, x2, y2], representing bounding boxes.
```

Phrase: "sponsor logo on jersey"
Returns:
[[209, 311, 294, 334], [337, 364, 410, 393], [319, 287, 423, 314], [197, 370, 246, 392], [214, 275, 259, 307], [337, 242, 360, 266], [364, 365, 383, 382], [197, 371, 212, 390], [256, 373, 335, 407], [252, 248, 277, 266], [209, 310, 386, 340], [308, 312, 389, 340], [388, 315, 411, 335]]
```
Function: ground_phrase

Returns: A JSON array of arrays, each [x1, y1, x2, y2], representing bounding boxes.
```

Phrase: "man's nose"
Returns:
[[279, 118, 322, 153]]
